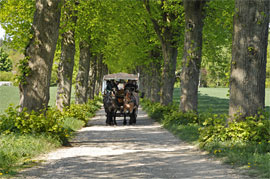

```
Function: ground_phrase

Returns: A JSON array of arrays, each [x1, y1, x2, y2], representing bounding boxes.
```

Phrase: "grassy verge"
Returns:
[[0, 96, 102, 177], [141, 98, 270, 179], [202, 141, 270, 179], [0, 134, 61, 177]]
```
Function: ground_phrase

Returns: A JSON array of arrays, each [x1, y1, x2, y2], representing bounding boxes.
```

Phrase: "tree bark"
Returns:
[[150, 50, 162, 103], [180, 0, 206, 112], [150, 65, 161, 103], [229, 0, 270, 120], [94, 54, 103, 95], [145, 70, 152, 99], [75, 41, 91, 104], [144, 0, 180, 106], [160, 41, 177, 105], [138, 66, 147, 99], [88, 55, 97, 100], [56, 2, 78, 111], [19, 0, 62, 112]]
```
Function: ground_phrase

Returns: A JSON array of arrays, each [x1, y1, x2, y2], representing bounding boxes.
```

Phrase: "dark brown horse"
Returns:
[[103, 90, 117, 125], [123, 89, 138, 125]]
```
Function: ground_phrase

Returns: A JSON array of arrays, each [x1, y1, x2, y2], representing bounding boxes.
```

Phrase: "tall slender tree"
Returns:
[[229, 0, 270, 120], [56, 0, 78, 111], [75, 41, 91, 104], [180, 0, 207, 112], [144, 0, 184, 105], [19, 0, 62, 112], [88, 54, 97, 100]]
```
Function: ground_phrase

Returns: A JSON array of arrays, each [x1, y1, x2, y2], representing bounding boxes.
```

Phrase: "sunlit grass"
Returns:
[[0, 86, 75, 114], [173, 88, 270, 114], [0, 133, 61, 176], [201, 141, 270, 178]]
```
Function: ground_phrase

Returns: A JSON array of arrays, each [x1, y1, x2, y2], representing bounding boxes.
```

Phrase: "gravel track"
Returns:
[[17, 108, 250, 179]]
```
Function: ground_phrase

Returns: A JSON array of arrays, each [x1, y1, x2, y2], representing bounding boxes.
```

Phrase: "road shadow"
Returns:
[[17, 106, 250, 178]]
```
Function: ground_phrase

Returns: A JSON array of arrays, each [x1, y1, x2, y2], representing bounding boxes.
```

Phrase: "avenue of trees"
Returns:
[[0, 0, 269, 121]]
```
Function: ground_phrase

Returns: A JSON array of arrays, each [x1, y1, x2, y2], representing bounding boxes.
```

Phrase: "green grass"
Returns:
[[62, 117, 85, 132], [142, 89, 270, 179], [0, 87, 97, 176], [0, 133, 61, 176], [0, 115, 87, 176], [163, 122, 200, 144], [201, 141, 270, 179], [173, 88, 270, 114], [0, 86, 75, 114]]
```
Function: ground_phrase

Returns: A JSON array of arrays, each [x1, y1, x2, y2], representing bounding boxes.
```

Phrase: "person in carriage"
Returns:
[[106, 80, 118, 92], [124, 80, 139, 106]]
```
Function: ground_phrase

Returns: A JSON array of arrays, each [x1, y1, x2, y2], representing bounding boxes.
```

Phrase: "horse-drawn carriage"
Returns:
[[102, 73, 140, 125]]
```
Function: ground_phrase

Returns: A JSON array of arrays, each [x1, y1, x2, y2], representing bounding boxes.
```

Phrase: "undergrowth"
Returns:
[[0, 96, 102, 176], [141, 99, 270, 179]]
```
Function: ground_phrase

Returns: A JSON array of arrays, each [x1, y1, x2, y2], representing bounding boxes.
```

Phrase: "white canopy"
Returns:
[[103, 73, 139, 81]]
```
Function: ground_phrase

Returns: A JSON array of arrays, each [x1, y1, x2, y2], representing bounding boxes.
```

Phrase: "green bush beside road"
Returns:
[[0, 96, 102, 177], [141, 98, 270, 179]]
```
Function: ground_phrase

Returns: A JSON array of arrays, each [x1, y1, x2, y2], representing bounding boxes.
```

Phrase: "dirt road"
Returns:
[[18, 108, 249, 178]]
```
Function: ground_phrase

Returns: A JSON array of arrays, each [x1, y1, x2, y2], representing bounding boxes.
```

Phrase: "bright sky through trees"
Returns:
[[0, 25, 5, 39]]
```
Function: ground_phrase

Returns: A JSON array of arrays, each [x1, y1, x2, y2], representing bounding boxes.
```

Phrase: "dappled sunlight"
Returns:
[[44, 145, 177, 160], [18, 108, 249, 179]]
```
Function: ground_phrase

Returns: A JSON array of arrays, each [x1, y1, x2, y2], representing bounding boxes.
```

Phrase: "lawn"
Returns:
[[1, 86, 270, 114], [0, 86, 75, 114], [173, 87, 270, 114]]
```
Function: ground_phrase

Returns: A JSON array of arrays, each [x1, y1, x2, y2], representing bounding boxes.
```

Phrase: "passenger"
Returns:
[[124, 80, 139, 106], [125, 80, 138, 92], [111, 80, 118, 91], [106, 80, 113, 91]]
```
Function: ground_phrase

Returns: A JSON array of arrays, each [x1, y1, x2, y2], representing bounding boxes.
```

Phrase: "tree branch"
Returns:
[[143, 0, 162, 41]]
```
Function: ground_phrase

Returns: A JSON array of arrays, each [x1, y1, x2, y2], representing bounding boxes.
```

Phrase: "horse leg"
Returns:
[[123, 113, 127, 125], [106, 112, 109, 125], [129, 113, 133, 125], [110, 112, 115, 126], [133, 109, 137, 124], [113, 112, 117, 125]]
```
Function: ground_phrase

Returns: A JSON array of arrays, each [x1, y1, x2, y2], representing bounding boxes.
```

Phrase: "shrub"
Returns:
[[0, 97, 102, 144], [62, 97, 102, 126], [141, 99, 177, 121], [163, 110, 202, 126], [199, 112, 270, 145], [0, 106, 70, 144], [0, 48, 12, 72]]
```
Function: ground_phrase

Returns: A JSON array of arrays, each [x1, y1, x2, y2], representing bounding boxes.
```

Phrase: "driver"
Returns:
[[124, 80, 138, 92], [106, 80, 118, 92]]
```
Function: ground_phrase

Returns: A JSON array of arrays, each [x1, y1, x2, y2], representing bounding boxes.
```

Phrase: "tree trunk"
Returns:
[[138, 66, 147, 99], [19, 0, 62, 112], [88, 55, 97, 100], [180, 0, 206, 112], [143, 0, 180, 106], [150, 66, 161, 103], [94, 54, 103, 95], [75, 41, 91, 104], [56, 4, 77, 111], [145, 70, 152, 99], [150, 51, 162, 103], [160, 41, 177, 105], [229, 0, 270, 120]]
